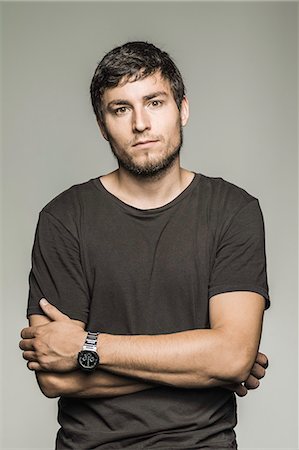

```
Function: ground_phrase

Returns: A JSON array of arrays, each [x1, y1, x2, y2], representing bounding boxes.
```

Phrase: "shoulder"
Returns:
[[196, 173, 262, 234], [198, 173, 258, 211], [42, 178, 97, 216], [38, 178, 99, 235]]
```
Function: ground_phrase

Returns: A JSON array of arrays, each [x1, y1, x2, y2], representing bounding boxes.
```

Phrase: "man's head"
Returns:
[[90, 42, 189, 179], [90, 41, 186, 126]]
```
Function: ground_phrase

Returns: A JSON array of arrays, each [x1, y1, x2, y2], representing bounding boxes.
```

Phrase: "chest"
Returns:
[[80, 203, 216, 334]]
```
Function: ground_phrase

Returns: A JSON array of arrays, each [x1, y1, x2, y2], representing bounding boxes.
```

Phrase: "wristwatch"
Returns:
[[77, 331, 100, 371]]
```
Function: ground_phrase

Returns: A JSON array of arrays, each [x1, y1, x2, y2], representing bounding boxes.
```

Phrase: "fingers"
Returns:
[[256, 351, 269, 369], [223, 383, 248, 397], [27, 361, 43, 371], [22, 351, 37, 362], [244, 374, 260, 390], [229, 383, 248, 397], [250, 362, 266, 380], [19, 338, 35, 351], [39, 298, 69, 322], [233, 384, 248, 397], [245, 359, 267, 390], [20, 326, 36, 339], [22, 349, 41, 370], [235, 384, 248, 397], [224, 353, 268, 396], [23, 349, 49, 371]]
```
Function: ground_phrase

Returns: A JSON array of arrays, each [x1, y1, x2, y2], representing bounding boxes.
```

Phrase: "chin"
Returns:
[[110, 134, 183, 180], [119, 152, 180, 179]]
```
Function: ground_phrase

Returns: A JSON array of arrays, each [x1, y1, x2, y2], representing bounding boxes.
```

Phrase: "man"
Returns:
[[20, 41, 270, 450]]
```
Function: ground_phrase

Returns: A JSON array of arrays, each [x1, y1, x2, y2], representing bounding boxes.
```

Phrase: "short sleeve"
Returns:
[[208, 199, 270, 309], [27, 210, 90, 322]]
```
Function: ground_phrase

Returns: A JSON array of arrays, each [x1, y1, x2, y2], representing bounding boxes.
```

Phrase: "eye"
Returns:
[[113, 106, 129, 116], [150, 100, 163, 108]]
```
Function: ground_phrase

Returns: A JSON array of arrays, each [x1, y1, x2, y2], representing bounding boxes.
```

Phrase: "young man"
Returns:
[[20, 41, 270, 450]]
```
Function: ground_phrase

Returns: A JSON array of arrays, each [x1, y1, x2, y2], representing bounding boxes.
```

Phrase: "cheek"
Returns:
[[164, 108, 181, 130], [166, 116, 182, 141], [106, 123, 130, 146]]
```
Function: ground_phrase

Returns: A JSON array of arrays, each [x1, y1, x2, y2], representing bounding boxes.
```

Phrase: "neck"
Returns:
[[100, 162, 195, 210]]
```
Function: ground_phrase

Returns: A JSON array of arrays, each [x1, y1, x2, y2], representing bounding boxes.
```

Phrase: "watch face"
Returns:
[[78, 350, 99, 371]]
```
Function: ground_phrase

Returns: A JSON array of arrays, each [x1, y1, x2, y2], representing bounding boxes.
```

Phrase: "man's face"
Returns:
[[99, 71, 189, 178]]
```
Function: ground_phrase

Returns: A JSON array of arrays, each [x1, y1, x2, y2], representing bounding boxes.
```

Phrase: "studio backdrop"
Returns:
[[1, 2, 298, 449]]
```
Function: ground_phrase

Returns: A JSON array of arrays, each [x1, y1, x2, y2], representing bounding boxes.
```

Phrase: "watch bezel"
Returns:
[[77, 350, 99, 371]]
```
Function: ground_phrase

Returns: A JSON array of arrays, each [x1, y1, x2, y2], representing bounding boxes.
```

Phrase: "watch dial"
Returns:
[[78, 351, 99, 370]]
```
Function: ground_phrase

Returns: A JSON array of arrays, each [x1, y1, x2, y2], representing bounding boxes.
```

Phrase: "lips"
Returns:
[[132, 140, 159, 147]]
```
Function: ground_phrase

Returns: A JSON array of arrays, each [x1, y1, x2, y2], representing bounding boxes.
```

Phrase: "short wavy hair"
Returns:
[[90, 41, 186, 124]]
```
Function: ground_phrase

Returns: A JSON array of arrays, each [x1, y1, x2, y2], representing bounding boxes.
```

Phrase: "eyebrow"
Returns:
[[107, 91, 168, 109], [144, 91, 168, 101]]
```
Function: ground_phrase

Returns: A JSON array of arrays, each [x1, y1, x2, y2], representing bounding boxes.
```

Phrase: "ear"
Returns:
[[180, 96, 189, 127], [97, 118, 109, 141]]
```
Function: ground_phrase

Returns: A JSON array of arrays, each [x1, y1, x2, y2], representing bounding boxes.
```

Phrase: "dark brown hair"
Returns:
[[90, 41, 186, 124]]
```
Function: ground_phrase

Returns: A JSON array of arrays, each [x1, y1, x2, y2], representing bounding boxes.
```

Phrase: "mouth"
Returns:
[[132, 140, 159, 148]]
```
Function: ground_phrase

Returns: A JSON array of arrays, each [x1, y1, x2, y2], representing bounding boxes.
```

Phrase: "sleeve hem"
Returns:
[[26, 307, 88, 323], [208, 285, 270, 310]]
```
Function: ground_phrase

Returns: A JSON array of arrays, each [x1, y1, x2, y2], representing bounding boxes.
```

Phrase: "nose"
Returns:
[[132, 107, 151, 133]]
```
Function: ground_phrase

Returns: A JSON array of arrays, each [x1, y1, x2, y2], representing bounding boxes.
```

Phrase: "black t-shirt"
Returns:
[[27, 173, 270, 450]]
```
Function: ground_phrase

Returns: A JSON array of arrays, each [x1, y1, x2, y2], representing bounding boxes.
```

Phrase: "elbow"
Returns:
[[213, 333, 258, 384], [229, 367, 250, 384], [40, 385, 60, 399], [225, 353, 254, 384], [36, 373, 61, 398]]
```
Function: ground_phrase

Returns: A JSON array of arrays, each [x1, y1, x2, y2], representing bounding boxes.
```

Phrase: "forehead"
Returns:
[[102, 72, 173, 105]]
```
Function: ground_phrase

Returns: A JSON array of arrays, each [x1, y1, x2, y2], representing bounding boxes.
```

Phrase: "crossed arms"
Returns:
[[20, 291, 268, 399]]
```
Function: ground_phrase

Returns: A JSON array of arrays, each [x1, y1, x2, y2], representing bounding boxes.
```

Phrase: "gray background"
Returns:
[[1, 2, 298, 449]]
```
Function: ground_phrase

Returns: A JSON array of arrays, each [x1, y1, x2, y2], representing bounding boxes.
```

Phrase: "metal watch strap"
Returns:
[[82, 331, 99, 352]]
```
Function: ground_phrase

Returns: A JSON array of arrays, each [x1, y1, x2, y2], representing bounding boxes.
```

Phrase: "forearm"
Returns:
[[36, 369, 157, 398], [22, 295, 263, 390], [98, 328, 254, 389]]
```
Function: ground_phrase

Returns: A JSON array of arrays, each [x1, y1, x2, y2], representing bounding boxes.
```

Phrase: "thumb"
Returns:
[[39, 298, 69, 321]]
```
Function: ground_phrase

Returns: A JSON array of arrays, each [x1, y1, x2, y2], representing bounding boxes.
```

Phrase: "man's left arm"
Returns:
[[96, 290, 266, 388], [20, 291, 266, 389]]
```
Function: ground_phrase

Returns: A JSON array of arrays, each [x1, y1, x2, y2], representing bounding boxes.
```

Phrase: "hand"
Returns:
[[224, 351, 268, 397], [19, 299, 87, 372]]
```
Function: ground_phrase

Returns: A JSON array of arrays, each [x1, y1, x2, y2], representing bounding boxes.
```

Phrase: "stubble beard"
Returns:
[[107, 125, 184, 180]]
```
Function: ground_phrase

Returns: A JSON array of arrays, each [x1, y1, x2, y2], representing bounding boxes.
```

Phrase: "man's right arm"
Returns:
[[29, 314, 157, 398], [36, 370, 157, 399]]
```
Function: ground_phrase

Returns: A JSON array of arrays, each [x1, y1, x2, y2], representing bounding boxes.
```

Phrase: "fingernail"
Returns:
[[40, 298, 48, 306]]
